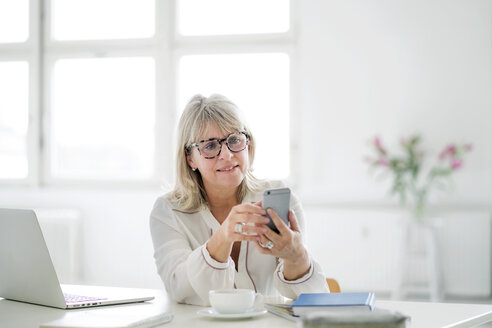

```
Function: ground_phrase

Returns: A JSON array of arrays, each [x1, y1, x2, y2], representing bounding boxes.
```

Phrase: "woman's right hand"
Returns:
[[207, 203, 269, 262], [220, 203, 269, 242]]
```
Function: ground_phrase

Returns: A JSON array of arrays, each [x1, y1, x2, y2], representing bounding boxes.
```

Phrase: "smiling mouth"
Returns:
[[217, 165, 239, 172]]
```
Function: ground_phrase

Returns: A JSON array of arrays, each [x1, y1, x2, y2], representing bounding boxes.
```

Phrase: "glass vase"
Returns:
[[392, 212, 443, 301]]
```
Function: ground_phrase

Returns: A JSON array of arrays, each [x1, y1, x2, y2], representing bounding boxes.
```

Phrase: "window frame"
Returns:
[[41, 0, 171, 187], [173, 0, 298, 186], [0, 0, 41, 186], [0, 0, 298, 187]]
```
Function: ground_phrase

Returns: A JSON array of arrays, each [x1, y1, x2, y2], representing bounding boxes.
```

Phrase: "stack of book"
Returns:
[[264, 292, 376, 321]]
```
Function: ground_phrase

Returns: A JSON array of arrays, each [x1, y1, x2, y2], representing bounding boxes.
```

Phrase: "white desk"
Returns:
[[1, 290, 492, 328]]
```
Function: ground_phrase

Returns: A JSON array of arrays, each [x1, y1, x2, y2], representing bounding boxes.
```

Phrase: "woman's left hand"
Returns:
[[254, 208, 311, 280]]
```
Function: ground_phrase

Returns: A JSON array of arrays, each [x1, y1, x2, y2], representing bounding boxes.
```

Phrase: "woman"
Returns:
[[150, 94, 328, 306]]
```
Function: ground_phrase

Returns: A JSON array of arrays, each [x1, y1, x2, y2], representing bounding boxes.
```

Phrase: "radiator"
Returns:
[[304, 207, 491, 299], [36, 209, 82, 285]]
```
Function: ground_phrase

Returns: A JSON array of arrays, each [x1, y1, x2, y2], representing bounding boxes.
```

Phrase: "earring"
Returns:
[[192, 168, 197, 172]]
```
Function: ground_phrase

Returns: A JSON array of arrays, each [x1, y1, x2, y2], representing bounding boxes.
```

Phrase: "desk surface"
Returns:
[[1, 290, 492, 328]]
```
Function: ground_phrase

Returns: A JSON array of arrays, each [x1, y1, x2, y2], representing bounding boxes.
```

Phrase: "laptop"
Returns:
[[0, 208, 155, 309]]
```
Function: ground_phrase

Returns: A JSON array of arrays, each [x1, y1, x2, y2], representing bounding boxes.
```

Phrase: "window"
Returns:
[[51, 0, 155, 40], [0, 0, 293, 185], [0, 0, 32, 181], [0, 0, 29, 43], [177, 0, 289, 36], [51, 57, 155, 180], [176, 0, 292, 180], [178, 53, 290, 179], [0, 62, 29, 179], [44, 0, 158, 183]]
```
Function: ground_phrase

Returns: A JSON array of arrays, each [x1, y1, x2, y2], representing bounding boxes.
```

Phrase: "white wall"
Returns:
[[295, 0, 492, 298], [1, 0, 491, 299], [0, 188, 165, 289], [297, 0, 492, 204]]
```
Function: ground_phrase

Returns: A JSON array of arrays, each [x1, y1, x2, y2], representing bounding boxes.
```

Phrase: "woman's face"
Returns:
[[187, 122, 249, 195]]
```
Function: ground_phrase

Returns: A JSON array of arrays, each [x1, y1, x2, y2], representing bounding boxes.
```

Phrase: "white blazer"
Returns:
[[149, 181, 329, 306]]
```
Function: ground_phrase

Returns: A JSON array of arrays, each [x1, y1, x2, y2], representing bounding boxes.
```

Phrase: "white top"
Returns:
[[149, 181, 329, 306]]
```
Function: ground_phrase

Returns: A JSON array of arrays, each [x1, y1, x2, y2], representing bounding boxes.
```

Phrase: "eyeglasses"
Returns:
[[187, 132, 249, 159]]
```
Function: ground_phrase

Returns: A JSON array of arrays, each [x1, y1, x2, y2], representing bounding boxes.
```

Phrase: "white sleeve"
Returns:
[[274, 258, 329, 299], [149, 198, 236, 306], [273, 191, 329, 299]]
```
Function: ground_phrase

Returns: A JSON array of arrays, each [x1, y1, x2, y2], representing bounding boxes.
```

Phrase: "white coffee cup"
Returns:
[[209, 289, 260, 314]]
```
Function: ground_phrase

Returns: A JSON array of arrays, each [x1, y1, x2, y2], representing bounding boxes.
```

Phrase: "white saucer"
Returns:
[[197, 307, 267, 319]]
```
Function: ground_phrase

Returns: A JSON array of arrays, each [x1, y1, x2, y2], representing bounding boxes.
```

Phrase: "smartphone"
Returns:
[[263, 187, 291, 234]]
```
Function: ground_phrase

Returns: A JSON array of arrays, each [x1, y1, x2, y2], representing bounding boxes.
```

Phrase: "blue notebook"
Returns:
[[291, 292, 375, 316]]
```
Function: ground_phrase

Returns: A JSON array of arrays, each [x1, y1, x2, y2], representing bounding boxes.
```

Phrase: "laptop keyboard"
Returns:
[[64, 293, 108, 304]]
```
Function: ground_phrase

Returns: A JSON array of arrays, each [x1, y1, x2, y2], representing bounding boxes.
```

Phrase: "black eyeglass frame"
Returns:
[[187, 132, 250, 159]]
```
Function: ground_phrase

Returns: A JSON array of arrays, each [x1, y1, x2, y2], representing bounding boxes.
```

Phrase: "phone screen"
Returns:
[[263, 187, 291, 233]]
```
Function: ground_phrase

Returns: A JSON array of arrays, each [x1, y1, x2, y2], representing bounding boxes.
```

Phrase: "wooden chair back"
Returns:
[[326, 278, 341, 293]]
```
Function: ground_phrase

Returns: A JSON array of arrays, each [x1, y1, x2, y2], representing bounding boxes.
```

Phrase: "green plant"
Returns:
[[367, 135, 472, 219]]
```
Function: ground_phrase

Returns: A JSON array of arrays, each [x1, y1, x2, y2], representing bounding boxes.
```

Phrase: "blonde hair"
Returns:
[[170, 94, 262, 211]]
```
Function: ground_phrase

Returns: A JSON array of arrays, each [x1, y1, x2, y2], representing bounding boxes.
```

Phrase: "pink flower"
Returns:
[[374, 136, 382, 148], [374, 136, 386, 155], [377, 158, 390, 167], [439, 144, 456, 160], [451, 159, 462, 170]]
